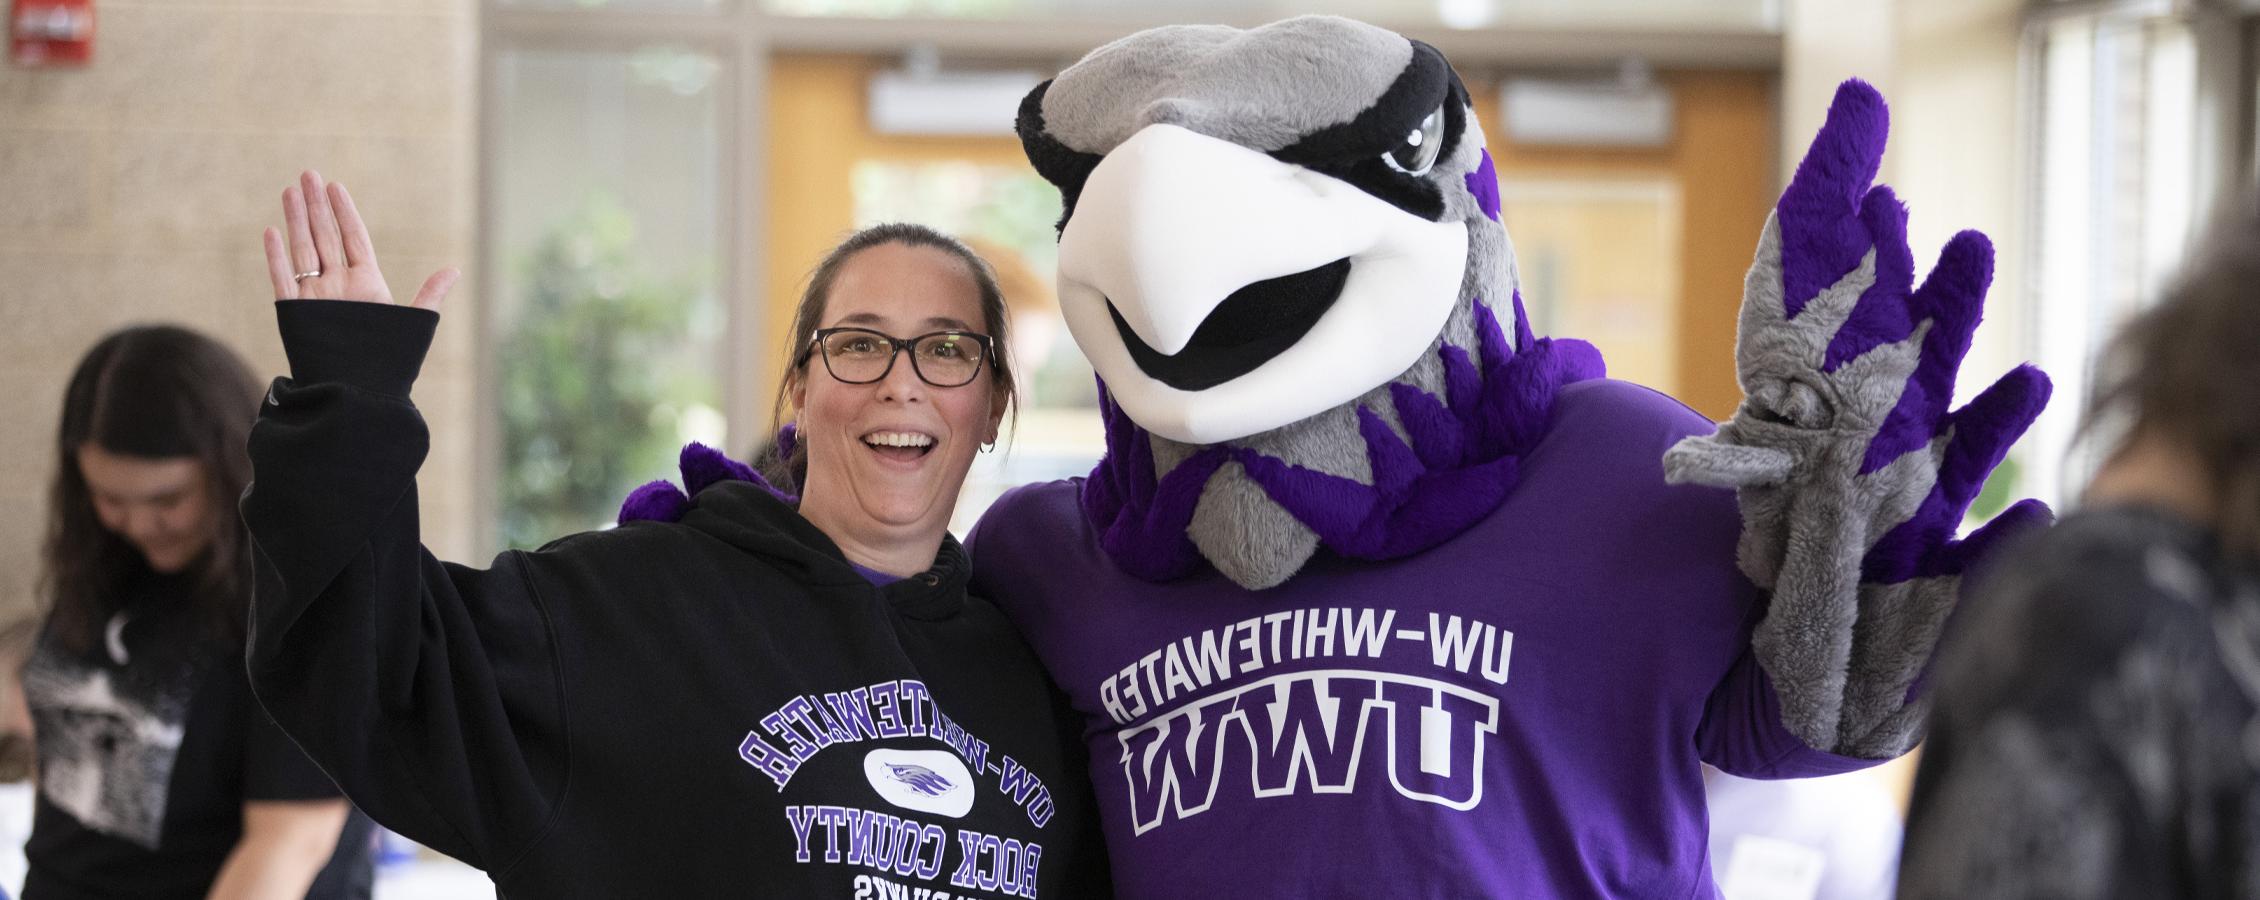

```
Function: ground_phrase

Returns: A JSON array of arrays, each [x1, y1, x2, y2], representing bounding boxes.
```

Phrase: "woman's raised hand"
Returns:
[[263, 170, 459, 311]]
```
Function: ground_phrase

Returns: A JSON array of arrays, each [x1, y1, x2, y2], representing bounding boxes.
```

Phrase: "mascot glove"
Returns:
[[1663, 80, 2053, 756]]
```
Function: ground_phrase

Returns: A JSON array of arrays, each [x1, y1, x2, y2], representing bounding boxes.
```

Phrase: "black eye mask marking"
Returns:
[[1271, 42, 1469, 222], [1109, 258, 1352, 391], [1018, 43, 1472, 235], [1016, 79, 1103, 235], [1383, 108, 1447, 176]]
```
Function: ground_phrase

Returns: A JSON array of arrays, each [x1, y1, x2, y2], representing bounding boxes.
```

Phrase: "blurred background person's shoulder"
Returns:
[[1901, 196, 2260, 900]]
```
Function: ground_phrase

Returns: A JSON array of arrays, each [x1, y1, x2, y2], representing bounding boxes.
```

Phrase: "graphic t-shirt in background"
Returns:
[[1900, 507, 2260, 899], [968, 380, 1879, 899], [22, 572, 373, 900]]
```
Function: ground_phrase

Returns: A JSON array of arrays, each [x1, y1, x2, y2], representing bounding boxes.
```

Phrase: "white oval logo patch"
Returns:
[[864, 749, 975, 819]]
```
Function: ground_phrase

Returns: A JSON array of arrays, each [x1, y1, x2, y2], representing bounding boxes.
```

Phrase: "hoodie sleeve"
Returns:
[[241, 300, 565, 873]]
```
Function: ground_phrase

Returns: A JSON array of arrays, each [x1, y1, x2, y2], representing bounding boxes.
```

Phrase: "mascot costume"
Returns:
[[624, 15, 2052, 897]]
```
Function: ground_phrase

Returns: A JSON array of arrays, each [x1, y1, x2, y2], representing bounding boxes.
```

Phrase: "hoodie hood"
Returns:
[[662, 471, 973, 621]]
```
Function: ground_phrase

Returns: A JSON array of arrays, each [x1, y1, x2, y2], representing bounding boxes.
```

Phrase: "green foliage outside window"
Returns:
[[1970, 454, 2021, 523], [498, 196, 718, 549]]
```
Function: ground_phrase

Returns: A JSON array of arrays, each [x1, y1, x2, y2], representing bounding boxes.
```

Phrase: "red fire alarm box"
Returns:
[[11, 0, 95, 67]]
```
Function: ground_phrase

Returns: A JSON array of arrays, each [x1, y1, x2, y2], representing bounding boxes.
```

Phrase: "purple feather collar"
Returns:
[[1081, 296, 1603, 582]]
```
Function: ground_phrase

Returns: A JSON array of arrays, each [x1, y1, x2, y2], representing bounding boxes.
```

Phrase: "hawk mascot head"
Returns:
[[1018, 15, 1602, 589]]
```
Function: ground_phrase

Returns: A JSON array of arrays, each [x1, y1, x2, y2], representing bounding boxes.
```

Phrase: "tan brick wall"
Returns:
[[0, 0, 480, 621]]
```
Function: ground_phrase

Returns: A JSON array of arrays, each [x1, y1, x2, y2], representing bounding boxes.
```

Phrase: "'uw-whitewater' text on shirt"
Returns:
[[969, 379, 1877, 899]]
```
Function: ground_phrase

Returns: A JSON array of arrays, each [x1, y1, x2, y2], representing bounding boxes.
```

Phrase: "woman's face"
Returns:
[[75, 445, 218, 574], [792, 242, 1004, 544]]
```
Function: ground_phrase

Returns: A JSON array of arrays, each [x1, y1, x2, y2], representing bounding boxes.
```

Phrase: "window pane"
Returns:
[[2021, 14, 2205, 510], [490, 46, 726, 549]]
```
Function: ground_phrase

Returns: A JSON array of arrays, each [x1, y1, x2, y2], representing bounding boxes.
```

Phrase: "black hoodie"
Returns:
[[242, 300, 1108, 898]]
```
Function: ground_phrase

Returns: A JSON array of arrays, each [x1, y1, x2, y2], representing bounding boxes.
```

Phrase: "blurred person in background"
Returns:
[[1898, 197, 2260, 898], [238, 171, 1105, 897], [0, 618, 40, 898], [24, 326, 372, 899]]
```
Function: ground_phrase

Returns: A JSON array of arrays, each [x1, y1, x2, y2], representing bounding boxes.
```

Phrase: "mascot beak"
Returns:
[[1060, 123, 1380, 356], [1057, 123, 1470, 445]]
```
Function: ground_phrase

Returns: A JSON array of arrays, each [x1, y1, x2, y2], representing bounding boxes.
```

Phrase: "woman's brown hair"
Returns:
[[2086, 195, 2260, 558], [757, 223, 1019, 492], [41, 325, 264, 654]]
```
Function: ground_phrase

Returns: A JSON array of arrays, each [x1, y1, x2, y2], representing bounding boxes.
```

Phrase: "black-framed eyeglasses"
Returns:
[[799, 326, 995, 388]]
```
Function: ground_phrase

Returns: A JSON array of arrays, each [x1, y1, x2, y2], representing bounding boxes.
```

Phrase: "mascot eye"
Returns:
[[1379, 108, 1445, 176]]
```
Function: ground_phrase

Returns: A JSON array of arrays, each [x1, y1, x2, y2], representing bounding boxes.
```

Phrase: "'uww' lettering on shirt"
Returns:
[[1101, 609, 1517, 833]]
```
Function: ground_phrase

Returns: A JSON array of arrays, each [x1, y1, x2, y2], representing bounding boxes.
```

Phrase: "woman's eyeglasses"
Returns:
[[800, 327, 995, 388]]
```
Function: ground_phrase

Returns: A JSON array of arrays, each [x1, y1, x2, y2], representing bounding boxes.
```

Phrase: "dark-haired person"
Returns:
[[24, 325, 373, 899], [239, 171, 1105, 897], [1899, 198, 2260, 899]]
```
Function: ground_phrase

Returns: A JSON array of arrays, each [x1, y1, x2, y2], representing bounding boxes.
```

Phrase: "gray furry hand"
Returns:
[[1662, 81, 2051, 756]]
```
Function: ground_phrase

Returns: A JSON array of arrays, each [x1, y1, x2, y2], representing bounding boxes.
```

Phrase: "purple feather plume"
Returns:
[[1082, 296, 1603, 581], [616, 439, 797, 526]]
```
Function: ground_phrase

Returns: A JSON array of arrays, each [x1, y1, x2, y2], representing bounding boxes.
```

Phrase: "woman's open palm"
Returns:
[[263, 169, 458, 310]]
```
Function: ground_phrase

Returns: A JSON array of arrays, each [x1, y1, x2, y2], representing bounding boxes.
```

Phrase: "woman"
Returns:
[[243, 170, 1106, 896], [1898, 198, 2260, 898], [26, 326, 372, 899]]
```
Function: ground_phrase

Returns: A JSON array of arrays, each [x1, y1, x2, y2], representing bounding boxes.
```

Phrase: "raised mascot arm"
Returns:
[[1665, 81, 2054, 758]]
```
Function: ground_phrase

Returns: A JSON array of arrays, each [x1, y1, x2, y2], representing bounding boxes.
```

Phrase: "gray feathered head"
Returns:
[[1018, 15, 1599, 589]]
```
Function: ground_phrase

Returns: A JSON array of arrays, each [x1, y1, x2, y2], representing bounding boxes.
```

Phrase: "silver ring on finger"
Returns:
[[293, 269, 321, 281]]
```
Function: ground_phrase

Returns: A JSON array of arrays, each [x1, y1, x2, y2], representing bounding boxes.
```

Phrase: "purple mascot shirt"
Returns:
[[967, 379, 1877, 898]]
